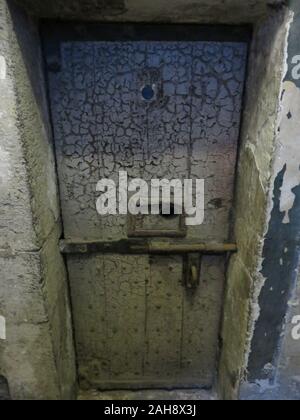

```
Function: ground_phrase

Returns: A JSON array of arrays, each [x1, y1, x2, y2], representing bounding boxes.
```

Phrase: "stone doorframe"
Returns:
[[0, 0, 299, 400]]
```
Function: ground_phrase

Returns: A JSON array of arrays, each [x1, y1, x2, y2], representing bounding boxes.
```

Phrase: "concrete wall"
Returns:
[[0, 0, 76, 399]]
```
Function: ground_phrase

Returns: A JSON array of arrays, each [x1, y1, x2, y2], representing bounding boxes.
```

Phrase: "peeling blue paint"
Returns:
[[248, 166, 300, 380]]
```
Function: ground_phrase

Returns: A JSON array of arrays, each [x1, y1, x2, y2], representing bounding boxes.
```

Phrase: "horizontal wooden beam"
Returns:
[[60, 239, 237, 255]]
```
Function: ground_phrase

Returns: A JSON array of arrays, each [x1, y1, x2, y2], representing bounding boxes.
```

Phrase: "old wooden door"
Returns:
[[44, 24, 248, 390]]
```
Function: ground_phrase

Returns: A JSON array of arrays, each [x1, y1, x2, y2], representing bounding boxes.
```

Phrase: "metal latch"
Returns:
[[184, 253, 202, 289]]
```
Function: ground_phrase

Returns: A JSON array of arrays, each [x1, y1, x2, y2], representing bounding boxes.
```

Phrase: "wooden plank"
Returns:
[[144, 256, 183, 380], [102, 255, 148, 381], [48, 42, 102, 240], [68, 254, 148, 387], [189, 42, 248, 242], [181, 256, 226, 385], [67, 255, 109, 387]]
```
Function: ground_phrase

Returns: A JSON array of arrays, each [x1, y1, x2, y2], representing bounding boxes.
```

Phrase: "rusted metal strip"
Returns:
[[60, 239, 237, 255]]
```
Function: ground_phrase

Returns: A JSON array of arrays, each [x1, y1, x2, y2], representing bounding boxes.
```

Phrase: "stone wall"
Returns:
[[0, 0, 76, 399]]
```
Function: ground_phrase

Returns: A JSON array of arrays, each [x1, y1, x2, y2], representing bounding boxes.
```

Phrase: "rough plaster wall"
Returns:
[[0, 0, 76, 399], [219, 9, 290, 400], [14, 0, 284, 24], [241, 0, 300, 399]]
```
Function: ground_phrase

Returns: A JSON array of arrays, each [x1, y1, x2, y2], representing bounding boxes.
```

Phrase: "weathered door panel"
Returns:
[[67, 254, 226, 388], [45, 27, 248, 389], [68, 255, 149, 386]]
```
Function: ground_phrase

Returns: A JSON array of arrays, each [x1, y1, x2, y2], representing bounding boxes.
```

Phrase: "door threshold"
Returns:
[[78, 388, 217, 401]]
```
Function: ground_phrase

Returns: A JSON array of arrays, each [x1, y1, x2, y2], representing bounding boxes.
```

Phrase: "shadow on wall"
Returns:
[[0, 376, 11, 400], [7, 0, 52, 134]]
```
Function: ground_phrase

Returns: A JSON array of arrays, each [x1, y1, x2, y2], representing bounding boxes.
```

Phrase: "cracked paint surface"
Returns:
[[46, 38, 247, 388], [48, 41, 247, 242]]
